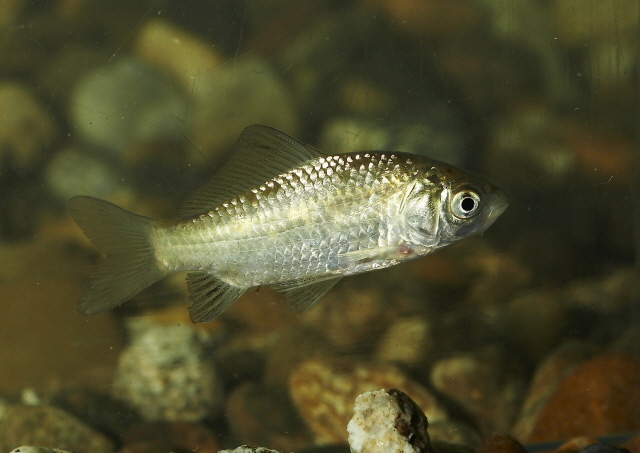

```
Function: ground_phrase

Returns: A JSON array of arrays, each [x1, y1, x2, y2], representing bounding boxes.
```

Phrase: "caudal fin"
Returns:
[[68, 196, 166, 315]]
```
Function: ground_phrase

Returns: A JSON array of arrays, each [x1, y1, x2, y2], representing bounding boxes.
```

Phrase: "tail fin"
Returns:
[[68, 196, 166, 315]]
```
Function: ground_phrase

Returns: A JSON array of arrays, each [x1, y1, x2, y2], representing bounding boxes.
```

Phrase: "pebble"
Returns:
[[112, 320, 222, 422], [552, 436, 599, 453], [430, 346, 526, 435], [475, 434, 527, 453], [0, 0, 22, 26], [525, 353, 640, 443], [550, 0, 639, 46], [288, 359, 448, 445], [361, 0, 484, 39], [347, 388, 432, 453], [44, 147, 126, 202], [120, 421, 220, 453], [50, 387, 141, 441], [10, 448, 74, 453], [0, 82, 56, 171], [299, 274, 408, 352], [179, 56, 299, 165], [320, 110, 468, 167], [511, 340, 595, 441], [70, 56, 188, 157], [578, 443, 626, 453], [374, 316, 432, 367], [218, 448, 288, 453], [0, 405, 114, 453], [134, 18, 225, 93], [620, 432, 640, 453]]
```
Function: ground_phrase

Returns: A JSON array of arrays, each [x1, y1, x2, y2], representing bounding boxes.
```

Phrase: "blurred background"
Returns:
[[0, 1, 638, 452]]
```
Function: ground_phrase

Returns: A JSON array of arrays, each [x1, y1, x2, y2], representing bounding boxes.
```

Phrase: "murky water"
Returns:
[[0, 1, 638, 452]]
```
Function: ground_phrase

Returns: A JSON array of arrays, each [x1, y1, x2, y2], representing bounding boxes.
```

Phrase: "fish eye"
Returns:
[[451, 189, 481, 219]]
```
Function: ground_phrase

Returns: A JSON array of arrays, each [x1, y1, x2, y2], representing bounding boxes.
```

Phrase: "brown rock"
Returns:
[[476, 434, 527, 453], [121, 421, 220, 453], [361, 0, 484, 39], [289, 359, 448, 445], [551, 436, 598, 453], [511, 340, 595, 440], [620, 431, 640, 453], [526, 353, 640, 443]]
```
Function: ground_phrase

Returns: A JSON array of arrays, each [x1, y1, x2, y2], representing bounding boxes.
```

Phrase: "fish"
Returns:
[[68, 125, 508, 322]]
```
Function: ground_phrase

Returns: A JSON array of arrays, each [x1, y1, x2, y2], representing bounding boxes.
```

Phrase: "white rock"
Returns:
[[347, 388, 432, 453], [10, 447, 74, 453]]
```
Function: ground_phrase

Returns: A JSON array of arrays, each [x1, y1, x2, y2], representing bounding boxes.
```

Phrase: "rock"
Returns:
[[552, 436, 599, 453], [112, 320, 222, 422], [475, 434, 527, 453], [578, 443, 626, 453], [550, 0, 639, 46], [10, 448, 74, 453], [50, 387, 141, 441], [498, 288, 569, 361], [511, 340, 595, 441], [347, 388, 433, 453], [320, 110, 468, 167], [0, 405, 114, 453], [120, 421, 220, 453], [289, 359, 448, 445], [180, 56, 299, 164], [218, 447, 289, 453], [70, 56, 188, 157], [225, 382, 310, 452], [430, 346, 526, 435], [45, 147, 128, 202], [361, 0, 484, 39], [374, 316, 432, 367], [525, 353, 640, 443], [0, 0, 22, 27], [620, 431, 640, 453], [299, 275, 407, 352], [0, 82, 56, 171], [133, 18, 225, 93]]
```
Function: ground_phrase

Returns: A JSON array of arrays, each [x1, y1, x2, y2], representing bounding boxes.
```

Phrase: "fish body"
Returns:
[[69, 125, 507, 322]]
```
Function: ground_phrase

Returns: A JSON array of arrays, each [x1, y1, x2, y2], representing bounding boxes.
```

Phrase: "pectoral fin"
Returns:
[[337, 245, 412, 267]]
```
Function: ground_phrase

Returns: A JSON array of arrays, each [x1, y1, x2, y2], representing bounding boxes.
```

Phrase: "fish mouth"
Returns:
[[485, 188, 508, 225]]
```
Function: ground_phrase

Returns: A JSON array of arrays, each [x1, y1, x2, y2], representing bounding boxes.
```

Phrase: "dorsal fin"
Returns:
[[178, 125, 324, 218]]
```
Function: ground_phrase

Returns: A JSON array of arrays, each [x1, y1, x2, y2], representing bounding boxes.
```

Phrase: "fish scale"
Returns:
[[68, 125, 507, 322], [153, 153, 409, 287]]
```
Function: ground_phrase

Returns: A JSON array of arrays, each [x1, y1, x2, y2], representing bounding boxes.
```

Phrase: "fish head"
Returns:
[[400, 161, 508, 247]]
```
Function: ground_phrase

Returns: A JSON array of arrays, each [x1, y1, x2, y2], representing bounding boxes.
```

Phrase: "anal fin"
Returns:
[[186, 272, 246, 322], [272, 276, 343, 313]]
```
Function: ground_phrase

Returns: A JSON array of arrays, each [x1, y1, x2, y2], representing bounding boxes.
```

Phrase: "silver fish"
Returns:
[[68, 125, 507, 322]]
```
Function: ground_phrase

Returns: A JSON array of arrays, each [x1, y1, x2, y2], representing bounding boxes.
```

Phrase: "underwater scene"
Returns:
[[0, 1, 638, 452]]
